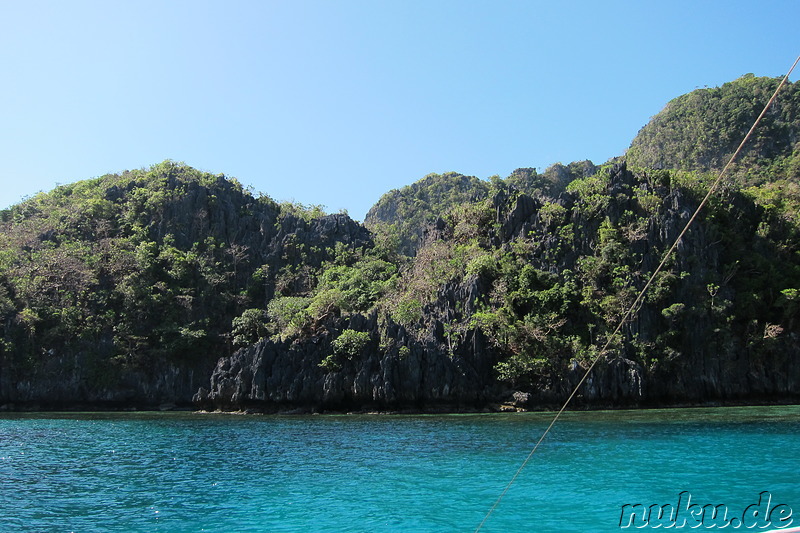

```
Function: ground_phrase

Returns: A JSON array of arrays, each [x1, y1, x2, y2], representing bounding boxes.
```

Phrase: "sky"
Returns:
[[1, 1, 798, 221]]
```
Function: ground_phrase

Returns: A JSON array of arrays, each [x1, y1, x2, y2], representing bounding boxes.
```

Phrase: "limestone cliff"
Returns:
[[197, 163, 800, 412]]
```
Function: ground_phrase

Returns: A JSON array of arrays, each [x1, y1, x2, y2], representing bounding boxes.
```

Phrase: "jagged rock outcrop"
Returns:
[[195, 307, 496, 412], [0, 164, 373, 409], [198, 163, 800, 412], [3, 152, 799, 412]]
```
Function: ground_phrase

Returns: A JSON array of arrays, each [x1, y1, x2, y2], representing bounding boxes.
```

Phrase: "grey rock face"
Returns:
[[198, 164, 800, 412]]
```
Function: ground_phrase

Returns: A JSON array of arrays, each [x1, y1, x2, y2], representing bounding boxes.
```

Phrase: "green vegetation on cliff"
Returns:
[[364, 161, 597, 257], [1, 73, 800, 409], [364, 171, 490, 256], [0, 162, 255, 374], [627, 74, 800, 185], [388, 163, 800, 391], [0, 161, 371, 404]]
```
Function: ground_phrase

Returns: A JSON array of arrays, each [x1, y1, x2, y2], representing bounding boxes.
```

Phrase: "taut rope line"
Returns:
[[474, 54, 800, 533]]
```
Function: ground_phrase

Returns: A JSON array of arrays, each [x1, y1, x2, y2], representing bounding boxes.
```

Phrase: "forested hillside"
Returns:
[[0, 162, 371, 407], [627, 74, 800, 184], [1, 75, 799, 411], [364, 161, 597, 256]]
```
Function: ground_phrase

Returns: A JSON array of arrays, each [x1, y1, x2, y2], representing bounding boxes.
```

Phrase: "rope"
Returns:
[[474, 54, 800, 533]]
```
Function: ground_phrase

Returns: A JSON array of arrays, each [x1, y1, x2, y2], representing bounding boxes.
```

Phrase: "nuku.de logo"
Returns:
[[619, 491, 794, 529]]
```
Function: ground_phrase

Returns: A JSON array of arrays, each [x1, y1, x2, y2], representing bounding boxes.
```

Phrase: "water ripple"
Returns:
[[0, 407, 798, 532]]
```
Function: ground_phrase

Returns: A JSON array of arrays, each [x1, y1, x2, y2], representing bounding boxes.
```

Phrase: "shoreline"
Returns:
[[2, 396, 799, 416]]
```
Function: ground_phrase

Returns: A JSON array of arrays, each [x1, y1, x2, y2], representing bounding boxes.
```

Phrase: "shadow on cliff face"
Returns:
[[195, 164, 800, 413], [2, 163, 797, 412]]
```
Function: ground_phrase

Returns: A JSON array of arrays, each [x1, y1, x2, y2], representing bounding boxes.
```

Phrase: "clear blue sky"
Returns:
[[1, 0, 797, 220]]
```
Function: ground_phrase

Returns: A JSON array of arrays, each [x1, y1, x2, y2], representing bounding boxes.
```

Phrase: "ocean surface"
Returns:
[[1, 405, 798, 532]]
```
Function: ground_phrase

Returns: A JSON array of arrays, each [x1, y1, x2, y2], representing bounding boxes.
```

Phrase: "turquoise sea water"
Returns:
[[0, 406, 798, 532]]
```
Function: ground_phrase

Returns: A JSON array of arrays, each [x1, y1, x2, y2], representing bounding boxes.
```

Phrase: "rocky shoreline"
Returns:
[[3, 394, 798, 415]]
